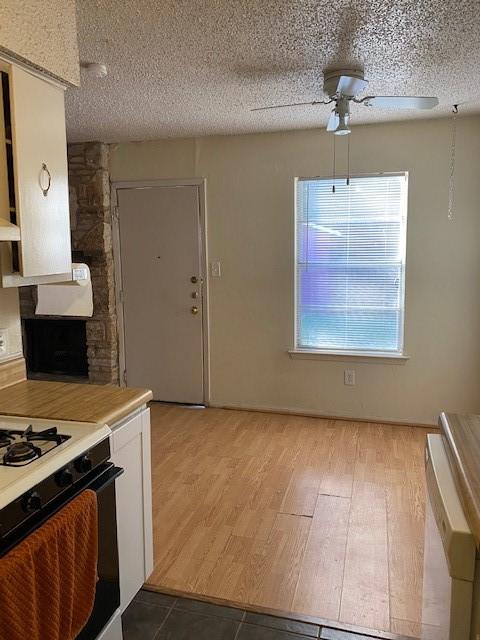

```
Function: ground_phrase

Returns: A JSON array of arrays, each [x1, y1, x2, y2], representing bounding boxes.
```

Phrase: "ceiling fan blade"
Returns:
[[326, 111, 339, 132], [336, 75, 368, 97], [363, 96, 439, 110], [251, 100, 325, 112]]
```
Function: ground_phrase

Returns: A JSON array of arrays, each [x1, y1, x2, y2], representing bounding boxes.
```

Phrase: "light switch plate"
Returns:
[[0, 328, 8, 356], [344, 369, 355, 386], [210, 261, 221, 277]]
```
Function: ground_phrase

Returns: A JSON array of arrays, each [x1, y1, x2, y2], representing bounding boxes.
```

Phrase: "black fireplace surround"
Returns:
[[24, 318, 88, 378]]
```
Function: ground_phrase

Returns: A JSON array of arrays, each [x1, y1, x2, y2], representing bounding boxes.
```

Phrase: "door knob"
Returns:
[[191, 306, 199, 315]]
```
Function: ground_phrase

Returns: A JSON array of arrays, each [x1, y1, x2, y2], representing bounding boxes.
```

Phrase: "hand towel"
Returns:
[[0, 489, 98, 640]]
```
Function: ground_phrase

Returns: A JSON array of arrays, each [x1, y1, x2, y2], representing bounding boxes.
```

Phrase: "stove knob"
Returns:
[[74, 455, 92, 474], [22, 491, 41, 513], [55, 468, 73, 487]]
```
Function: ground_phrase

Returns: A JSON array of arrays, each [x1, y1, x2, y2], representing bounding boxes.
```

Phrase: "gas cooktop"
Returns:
[[0, 425, 71, 467], [0, 416, 111, 509]]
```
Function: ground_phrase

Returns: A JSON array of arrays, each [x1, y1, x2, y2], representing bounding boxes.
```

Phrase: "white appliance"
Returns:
[[422, 434, 476, 639], [0, 415, 124, 640], [0, 415, 109, 505]]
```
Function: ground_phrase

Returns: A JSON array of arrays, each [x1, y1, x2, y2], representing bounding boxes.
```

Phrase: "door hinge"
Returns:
[[119, 289, 124, 303], [122, 369, 127, 385], [113, 205, 119, 221]]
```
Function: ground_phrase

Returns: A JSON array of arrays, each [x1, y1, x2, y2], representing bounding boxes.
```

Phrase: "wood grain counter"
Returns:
[[440, 412, 480, 548], [0, 380, 152, 426]]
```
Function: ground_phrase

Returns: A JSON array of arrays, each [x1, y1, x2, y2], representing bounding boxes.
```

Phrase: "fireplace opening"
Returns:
[[24, 319, 88, 381]]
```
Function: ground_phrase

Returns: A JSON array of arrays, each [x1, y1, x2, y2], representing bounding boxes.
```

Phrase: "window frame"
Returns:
[[292, 172, 409, 360]]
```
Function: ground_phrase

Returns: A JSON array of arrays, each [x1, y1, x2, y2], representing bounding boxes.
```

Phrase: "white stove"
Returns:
[[0, 414, 122, 640], [0, 414, 111, 510]]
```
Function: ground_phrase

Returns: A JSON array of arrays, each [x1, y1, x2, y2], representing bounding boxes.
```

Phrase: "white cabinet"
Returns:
[[110, 407, 153, 612], [0, 60, 72, 286]]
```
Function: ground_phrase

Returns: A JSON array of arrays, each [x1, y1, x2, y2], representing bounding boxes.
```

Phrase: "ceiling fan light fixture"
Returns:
[[250, 67, 438, 135], [334, 114, 351, 136]]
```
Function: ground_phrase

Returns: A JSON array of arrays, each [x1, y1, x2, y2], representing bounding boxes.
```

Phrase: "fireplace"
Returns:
[[24, 319, 88, 381]]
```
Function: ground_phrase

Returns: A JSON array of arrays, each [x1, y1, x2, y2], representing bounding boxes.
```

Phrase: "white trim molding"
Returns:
[[288, 349, 409, 364], [208, 401, 436, 428]]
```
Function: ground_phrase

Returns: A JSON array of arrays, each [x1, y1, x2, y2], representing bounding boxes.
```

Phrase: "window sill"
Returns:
[[288, 349, 410, 364]]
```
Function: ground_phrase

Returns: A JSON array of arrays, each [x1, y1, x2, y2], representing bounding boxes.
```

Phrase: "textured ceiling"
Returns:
[[2, 0, 79, 86], [66, 0, 480, 143]]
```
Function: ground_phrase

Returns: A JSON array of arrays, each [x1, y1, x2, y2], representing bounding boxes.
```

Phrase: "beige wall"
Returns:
[[110, 116, 480, 425], [0, 0, 79, 85], [0, 289, 22, 360]]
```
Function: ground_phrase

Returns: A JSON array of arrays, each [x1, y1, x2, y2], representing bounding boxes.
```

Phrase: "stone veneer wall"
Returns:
[[19, 142, 119, 384], [68, 142, 119, 384]]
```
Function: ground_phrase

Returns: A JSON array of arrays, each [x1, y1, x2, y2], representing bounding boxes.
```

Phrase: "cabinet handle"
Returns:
[[40, 163, 51, 197]]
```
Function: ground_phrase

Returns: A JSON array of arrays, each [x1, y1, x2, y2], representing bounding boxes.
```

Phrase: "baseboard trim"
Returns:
[[208, 402, 437, 429]]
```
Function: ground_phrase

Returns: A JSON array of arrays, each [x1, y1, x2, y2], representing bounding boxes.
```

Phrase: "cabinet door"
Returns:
[[10, 66, 71, 277], [111, 408, 153, 611]]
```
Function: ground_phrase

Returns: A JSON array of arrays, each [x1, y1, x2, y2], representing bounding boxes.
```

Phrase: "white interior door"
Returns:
[[117, 184, 205, 403]]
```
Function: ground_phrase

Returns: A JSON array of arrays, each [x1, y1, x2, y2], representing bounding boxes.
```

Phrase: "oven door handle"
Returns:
[[87, 465, 124, 493], [0, 463, 124, 555]]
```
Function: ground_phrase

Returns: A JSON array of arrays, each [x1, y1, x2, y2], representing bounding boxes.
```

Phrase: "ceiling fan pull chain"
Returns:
[[332, 134, 336, 193], [305, 182, 310, 270], [346, 135, 351, 186], [448, 104, 458, 221]]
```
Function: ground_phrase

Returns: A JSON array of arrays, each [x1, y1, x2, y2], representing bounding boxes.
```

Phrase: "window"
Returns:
[[295, 174, 408, 355]]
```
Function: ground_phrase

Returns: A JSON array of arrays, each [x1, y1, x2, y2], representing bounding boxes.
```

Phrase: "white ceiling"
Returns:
[[66, 0, 480, 143]]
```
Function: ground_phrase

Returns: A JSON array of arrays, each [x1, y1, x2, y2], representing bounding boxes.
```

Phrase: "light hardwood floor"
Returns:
[[147, 403, 431, 636]]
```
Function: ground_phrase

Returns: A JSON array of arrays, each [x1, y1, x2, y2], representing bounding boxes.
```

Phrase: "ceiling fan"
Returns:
[[252, 69, 439, 135]]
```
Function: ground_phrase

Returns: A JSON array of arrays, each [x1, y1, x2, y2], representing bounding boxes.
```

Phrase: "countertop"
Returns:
[[0, 380, 153, 426], [440, 412, 480, 548]]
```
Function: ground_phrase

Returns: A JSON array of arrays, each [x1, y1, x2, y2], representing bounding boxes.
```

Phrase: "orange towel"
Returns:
[[0, 489, 98, 640]]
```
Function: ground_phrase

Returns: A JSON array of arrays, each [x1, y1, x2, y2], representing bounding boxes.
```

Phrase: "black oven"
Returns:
[[76, 460, 123, 639], [0, 437, 123, 640]]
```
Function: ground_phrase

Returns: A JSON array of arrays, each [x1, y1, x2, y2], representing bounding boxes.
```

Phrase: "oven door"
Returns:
[[0, 462, 123, 640], [76, 464, 123, 640]]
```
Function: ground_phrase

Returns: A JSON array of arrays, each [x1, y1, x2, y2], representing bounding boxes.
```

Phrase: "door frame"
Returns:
[[110, 178, 210, 405]]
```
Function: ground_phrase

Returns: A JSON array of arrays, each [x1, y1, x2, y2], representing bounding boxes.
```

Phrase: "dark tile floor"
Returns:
[[122, 590, 396, 640]]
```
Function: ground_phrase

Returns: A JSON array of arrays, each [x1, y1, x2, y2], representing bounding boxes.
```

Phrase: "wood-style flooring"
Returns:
[[147, 404, 431, 637]]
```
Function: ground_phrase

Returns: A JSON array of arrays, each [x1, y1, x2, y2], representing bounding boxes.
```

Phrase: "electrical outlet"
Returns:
[[0, 329, 8, 356], [210, 261, 221, 277], [344, 369, 355, 386]]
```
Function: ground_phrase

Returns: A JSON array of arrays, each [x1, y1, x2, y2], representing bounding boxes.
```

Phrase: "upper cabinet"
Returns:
[[0, 60, 72, 287]]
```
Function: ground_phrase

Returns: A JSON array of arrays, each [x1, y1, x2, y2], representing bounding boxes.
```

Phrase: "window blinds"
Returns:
[[295, 174, 408, 354]]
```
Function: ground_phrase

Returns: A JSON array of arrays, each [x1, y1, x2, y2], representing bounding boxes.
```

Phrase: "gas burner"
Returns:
[[4, 442, 41, 466], [24, 426, 65, 445], [0, 425, 71, 467], [0, 431, 14, 449]]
